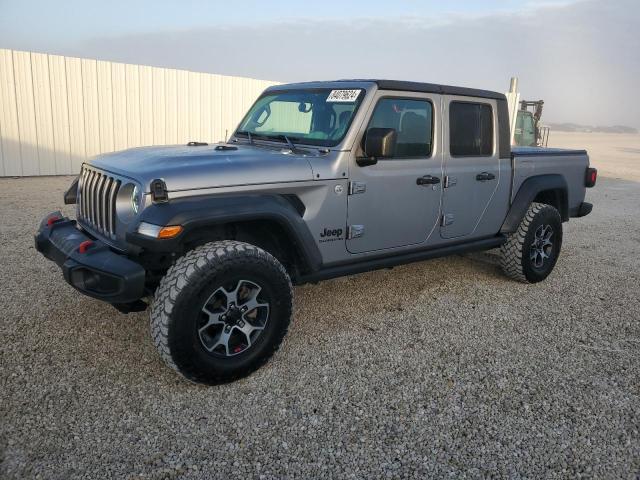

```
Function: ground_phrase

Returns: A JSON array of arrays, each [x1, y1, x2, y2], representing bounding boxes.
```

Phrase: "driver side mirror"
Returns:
[[358, 128, 397, 166]]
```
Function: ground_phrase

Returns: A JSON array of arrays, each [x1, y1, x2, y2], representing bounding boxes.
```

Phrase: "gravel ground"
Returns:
[[1, 135, 639, 478]]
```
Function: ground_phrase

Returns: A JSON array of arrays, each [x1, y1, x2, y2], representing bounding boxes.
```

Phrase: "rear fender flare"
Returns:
[[501, 174, 568, 234]]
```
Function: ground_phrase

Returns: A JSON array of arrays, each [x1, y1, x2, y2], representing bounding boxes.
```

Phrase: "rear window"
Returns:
[[449, 102, 493, 156]]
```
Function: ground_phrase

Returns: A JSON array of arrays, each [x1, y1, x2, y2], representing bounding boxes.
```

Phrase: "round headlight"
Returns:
[[116, 183, 142, 222], [131, 185, 141, 214]]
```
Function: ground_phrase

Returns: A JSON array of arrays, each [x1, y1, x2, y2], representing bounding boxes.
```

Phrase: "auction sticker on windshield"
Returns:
[[327, 89, 361, 102]]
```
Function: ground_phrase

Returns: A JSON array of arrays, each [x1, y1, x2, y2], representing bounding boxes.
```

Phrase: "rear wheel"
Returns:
[[500, 202, 563, 283], [150, 240, 293, 384]]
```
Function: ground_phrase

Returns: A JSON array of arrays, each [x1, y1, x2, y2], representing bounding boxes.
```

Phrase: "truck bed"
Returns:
[[511, 146, 590, 214], [512, 146, 587, 156]]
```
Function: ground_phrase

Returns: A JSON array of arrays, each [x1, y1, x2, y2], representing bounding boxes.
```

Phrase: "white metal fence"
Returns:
[[0, 49, 278, 177]]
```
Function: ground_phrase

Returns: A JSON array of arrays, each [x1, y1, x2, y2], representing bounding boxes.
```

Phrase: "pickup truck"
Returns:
[[35, 80, 596, 384]]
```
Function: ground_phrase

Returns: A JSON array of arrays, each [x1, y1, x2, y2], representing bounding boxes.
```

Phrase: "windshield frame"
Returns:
[[233, 88, 366, 148]]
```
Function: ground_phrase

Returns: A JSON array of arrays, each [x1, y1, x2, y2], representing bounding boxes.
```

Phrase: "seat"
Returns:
[[329, 110, 352, 139], [397, 112, 429, 157]]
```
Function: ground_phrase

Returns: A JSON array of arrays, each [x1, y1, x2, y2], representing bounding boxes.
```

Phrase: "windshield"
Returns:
[[235, 88, 365, 147]]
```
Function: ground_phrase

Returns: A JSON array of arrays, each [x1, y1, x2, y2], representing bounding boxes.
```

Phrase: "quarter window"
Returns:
[[365, 98, 433, 158], [449, 102, 493, 156]]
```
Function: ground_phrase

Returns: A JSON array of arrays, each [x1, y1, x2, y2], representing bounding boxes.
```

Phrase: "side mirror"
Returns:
[[358, 128, 397, 166], [63, 175, 79, 205]]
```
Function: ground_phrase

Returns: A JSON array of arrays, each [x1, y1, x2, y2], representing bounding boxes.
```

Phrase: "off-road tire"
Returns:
[[150, 240, 293, 385], [500, 202, 563, 283]]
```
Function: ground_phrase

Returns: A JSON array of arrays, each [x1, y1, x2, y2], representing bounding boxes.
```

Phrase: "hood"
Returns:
[[88, 143, 317, 192]]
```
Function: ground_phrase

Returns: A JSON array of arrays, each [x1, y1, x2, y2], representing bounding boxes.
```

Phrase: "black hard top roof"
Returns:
[[266, 79, 506, 101], [369, 79, 506, 101]]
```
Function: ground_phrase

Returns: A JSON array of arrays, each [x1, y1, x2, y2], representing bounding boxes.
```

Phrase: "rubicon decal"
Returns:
[[319, 228, 343, 243]]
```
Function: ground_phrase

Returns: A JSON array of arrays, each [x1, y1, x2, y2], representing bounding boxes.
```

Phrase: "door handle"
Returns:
[[416, 175, 440, 186], [476, 172, 496, 181]]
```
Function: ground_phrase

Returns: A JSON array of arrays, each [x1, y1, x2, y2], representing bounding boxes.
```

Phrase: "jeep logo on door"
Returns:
[[319, 227, 343, 243]]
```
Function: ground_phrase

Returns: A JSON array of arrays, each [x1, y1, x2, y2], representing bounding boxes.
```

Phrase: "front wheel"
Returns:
[[499, 202, 563, 283], [150, 240, 293, 385]]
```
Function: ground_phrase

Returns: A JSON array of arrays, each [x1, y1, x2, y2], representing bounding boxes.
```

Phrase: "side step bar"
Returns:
[[296, 236, 506, 285]]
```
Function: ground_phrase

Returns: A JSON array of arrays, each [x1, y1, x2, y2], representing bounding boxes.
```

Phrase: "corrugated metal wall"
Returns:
[[0, 49, 279, 176]]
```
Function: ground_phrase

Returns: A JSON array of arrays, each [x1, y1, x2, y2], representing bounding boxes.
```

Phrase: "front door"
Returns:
[[440, 97, 501, 239], [346, 93, 443, 254]]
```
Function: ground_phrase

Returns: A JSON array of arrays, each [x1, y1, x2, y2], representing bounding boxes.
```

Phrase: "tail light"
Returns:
[[585, 168, 597, 188]]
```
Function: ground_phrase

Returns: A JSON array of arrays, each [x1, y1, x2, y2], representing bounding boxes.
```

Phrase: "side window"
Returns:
[[365, 98, 433, 158], [449, 102, 493, 156]]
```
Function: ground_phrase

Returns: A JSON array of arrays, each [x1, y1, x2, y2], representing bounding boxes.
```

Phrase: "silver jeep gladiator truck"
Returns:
[[35, 80, 596, 384]]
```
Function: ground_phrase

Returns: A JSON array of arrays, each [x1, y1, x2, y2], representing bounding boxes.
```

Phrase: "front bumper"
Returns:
[[35, 212, 146, 304]]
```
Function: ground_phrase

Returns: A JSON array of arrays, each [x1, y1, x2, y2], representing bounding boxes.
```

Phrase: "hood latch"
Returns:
[[150, 179, 169, 203]]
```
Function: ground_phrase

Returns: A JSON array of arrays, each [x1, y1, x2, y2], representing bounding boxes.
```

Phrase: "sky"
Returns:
[[1, 0, 638, 128]]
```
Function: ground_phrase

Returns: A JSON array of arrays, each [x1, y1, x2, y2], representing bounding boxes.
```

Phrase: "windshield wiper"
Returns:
[[235, 130, 255, 144], [268, 134, 299, 150], [282, 135, 296, 150], [236, 131, 302, 150]]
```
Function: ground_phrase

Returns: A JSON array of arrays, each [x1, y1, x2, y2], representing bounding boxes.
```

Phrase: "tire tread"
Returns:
[[150, 240, 293, 384], [499, 202, 560, 283]]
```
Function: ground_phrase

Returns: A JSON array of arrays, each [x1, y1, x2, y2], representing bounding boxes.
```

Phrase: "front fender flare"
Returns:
[[126, 194, 322, 271], [501, 174, 568, 234]]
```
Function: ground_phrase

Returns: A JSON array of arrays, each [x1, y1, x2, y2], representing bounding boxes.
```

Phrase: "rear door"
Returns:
[[440, 97, 500, 239], [346, 92, 443, 254]]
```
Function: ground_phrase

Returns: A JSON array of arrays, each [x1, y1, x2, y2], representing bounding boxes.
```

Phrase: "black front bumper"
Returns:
[[35, 212, 146, 304]]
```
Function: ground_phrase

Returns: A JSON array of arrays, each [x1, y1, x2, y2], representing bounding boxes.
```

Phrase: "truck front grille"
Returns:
[[78, 166, 121, 239]]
